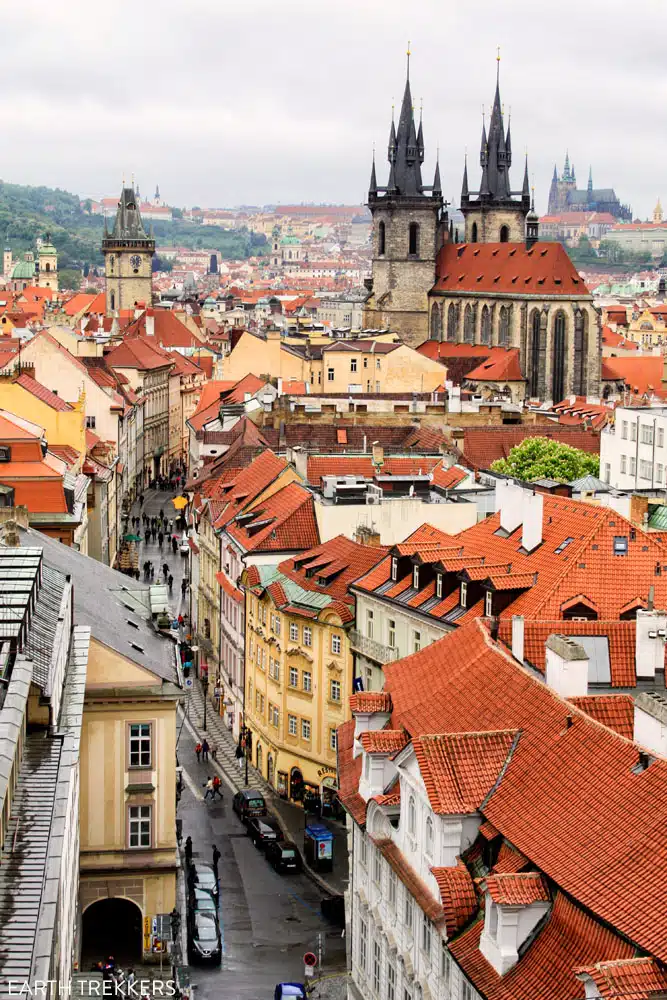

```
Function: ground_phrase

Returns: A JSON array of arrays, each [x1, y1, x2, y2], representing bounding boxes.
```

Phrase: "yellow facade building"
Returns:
[[626, 306, 667, 348], [242, 535, 386, 806], [0, 373, 86, 458]]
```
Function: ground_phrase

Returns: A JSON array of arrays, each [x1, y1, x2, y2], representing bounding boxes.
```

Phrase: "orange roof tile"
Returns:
[[373, 837, 445, 926], [480, 872, 549, 905], [14, 373, 73, 411], [450, 892, 633, 1000], [279, 535, 388, 604], [602, 356, 663, 394], [359, 730, 408, 755], [491, 841, 529, 874], [567, 695, 635, 740], [433, 241, 589, 297], [577, 957, 667, 999], [431, 464, 469, 490], [349, 692, 393, 714], [411, 731, 519, 815], [465, 347, 524, 382], [226, 481, 319, 553], [431, 860, 478, 937]]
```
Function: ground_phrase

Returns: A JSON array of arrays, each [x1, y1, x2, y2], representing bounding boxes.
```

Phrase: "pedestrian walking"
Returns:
[[195, 742, 202, 762], [181, 578, 188, 597], [139, 493, 144, 507], [172, 535, 178, 554], [162, 562, 169, 579], [150, 564, 155, 581], [212, 844, 221, 870], [202, 738, 209, 762], [212, 776, 223, 800], [184, 835, 193, 863], [210, 742, 218, 761], [158, 532, 164, 549], [204, 777, 214, 800], [168, 573, 174, 593], [235, 744, 244, 770]]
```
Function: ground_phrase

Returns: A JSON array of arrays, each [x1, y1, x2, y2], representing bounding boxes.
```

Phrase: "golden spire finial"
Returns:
[[496, 45, 501, 82], [407, 40, 411, 79]]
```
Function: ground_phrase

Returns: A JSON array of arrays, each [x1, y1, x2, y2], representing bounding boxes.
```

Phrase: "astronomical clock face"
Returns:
[[130, 254, 141, 271]]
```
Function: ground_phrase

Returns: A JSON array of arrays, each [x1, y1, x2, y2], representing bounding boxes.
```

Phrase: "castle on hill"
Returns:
[[547, 154, 631, 221]]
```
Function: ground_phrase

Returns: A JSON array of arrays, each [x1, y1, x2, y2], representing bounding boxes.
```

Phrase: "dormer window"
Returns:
[[412, 566, 419, 589], [461, 581, 468, 608], [436, 573, 443, 599], [391, 556, 398, 581], [485, 591, 493, 617]]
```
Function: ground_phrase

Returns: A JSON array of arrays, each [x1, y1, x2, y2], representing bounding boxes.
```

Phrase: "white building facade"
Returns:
[[599, 404, 667, 490]]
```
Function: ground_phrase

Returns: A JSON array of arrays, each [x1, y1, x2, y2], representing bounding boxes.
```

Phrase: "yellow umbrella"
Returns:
[[172, 496, 188, 510]]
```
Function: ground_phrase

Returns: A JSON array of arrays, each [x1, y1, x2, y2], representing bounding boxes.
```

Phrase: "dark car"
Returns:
[[189, 886, 217, 915], [247, 816, 281, 850], [265, 839, 301, 873], [232, 788, 267, 823], [187, 910, 221, 965], [188, 862, 219, 903]]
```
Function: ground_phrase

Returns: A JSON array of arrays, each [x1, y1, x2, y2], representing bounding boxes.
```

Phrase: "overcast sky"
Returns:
[[0, 0, 663, 217]]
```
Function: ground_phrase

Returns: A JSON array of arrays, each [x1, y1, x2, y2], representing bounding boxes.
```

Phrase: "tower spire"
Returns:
[[369, 150, 378, 200], [433, 151, 442, 199], [461, 153, 469, 201], [406, 39, 411, 81], [522, 153, 530, 198]]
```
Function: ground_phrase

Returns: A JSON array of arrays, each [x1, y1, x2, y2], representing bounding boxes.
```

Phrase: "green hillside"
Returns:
[[0, 180, 268, 276]]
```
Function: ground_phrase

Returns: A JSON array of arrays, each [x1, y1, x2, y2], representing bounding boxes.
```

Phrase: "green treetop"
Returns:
[[491, 436, 599, 483]]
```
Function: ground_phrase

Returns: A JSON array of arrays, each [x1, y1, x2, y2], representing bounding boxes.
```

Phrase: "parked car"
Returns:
[[266, 839, 301, 873], [274, 986, 306, 1000], [189, 886, 217, 914], [247, 816, 281, 850], [187, 911, 221, 965], [188, 862, 219, 902], [232, 788, 267, 823]]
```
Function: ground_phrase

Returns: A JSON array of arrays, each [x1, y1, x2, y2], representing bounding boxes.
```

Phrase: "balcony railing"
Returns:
[[349, 629, 398, 665]]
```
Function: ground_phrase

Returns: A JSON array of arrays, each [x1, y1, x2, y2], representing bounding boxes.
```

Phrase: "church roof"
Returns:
[[11, 260, 35, 280], [432, 241, 590, 297], [105, 186, 153, 245]]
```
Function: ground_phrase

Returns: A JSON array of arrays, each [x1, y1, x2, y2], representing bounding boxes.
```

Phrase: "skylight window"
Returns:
[[614, 536, 629, 556], [554, 537, 574, 554]]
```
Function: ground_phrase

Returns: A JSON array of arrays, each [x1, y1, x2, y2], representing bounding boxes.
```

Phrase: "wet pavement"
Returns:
[[178, 750, 346, 1000], [129, 489, 190, 612]]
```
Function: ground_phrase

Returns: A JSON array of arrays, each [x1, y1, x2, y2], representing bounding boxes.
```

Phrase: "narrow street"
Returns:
[[178, 749, 346, 1000]]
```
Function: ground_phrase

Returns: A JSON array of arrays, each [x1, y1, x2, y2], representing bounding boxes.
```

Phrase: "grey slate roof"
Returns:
[[21, 528, 178, 684], [569, 475, 610, 493]]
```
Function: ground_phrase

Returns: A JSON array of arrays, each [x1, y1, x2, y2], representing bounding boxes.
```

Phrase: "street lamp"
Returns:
[[202, 675, 208, 732]]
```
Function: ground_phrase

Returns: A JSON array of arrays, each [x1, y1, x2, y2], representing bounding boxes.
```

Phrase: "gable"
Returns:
[[86, 637, 163, 689]]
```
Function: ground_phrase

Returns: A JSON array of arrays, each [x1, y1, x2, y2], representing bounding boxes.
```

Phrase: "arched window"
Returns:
[[408, 796, 416, 835], [574, 310, 589, 396], [500, 225, 510, 242], [498, 305, 510, 346], [447, 303, 458, 342], [425, 816, 434, 855], [110, 291, 115, 312], [430, 303, 441, 341], [481, 305, 491, 345], [378, 221, 386, 256], [408, 222, 419, 256], [552, 311, 567, 403], [529, 309, 541, 397], [45, 262, 50, 272], [464, 304, 474, 343], [471, 222, 478, 243]]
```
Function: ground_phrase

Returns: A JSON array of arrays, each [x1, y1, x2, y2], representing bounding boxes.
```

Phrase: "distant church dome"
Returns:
[[11, 259, 35, 280]]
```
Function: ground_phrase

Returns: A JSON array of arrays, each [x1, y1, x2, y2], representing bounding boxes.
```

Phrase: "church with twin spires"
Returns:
[[362, 57, 601, 404]]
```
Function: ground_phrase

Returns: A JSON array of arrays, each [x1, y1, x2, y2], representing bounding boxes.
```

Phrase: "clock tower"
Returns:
[[102, 184, 155, 315]]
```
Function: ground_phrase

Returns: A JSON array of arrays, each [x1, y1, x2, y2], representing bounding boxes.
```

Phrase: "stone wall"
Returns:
[[463, 205, 526, 244], [104, 249, 153, 314]]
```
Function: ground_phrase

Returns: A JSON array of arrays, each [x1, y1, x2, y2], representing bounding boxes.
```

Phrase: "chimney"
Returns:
[[372, 441, 384, 468], [277, 377, 283, 395], [291, 445, 308, 483], [635, 609, 667, 679], [354, 525, 381, 547], [521, 490, 544, 553], [630, 493, 649, 527], [145, 309, 155, 337], [545, 634, 589, 698], [511, 615, 524, 663], [633, 692, 667, 756], [496, 479, 523, 534]]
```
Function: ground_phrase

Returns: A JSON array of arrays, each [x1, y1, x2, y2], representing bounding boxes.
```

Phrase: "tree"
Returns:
[[491, 437, 599, 484], [58, 268, 82, 291]]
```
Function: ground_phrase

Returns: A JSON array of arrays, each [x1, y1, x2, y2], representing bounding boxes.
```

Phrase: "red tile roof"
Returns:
[[450, 893, 633, 1000], [431, 860, 478, 937], [376, 620, 667, 960], [359, 730, 408, 755], [226, 481, 319, 553], [215, 570, 243, 603], [465, 347, 524, 382], [567, 695, 635, 740], [602, 356, 663, 394], [306, 455, 441, 487], [479, 872, 550, 905], [349, 692, 392, 714], [14, 373, 73, 411], [491, 841, 529, 874], [576, 957, 667, 999], [457, 426, 600, 470], [411, 731, 518, 815], [125, 308, 203, 348], [336, 717, 365, 825], [433, 242, 590, 297], [431, 464, 469, 490], [222, 373, 268, 402], [106, 335, 174, 371], [497, 618, 638, 688], [48, 445, 81, 469], [279, 535, 388, 604]]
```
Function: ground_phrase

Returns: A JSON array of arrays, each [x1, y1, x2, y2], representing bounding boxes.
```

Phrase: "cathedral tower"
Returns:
[[460, 60, 530, 243], [363, 53, 444, 346], [102, 185, 155, 315], [37, 233, 58, 291]]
